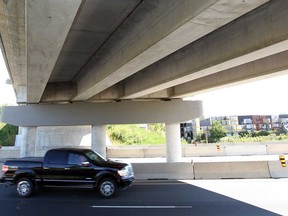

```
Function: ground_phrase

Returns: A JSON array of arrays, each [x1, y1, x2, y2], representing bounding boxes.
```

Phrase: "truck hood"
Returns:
[[96, 159, 128, 170]]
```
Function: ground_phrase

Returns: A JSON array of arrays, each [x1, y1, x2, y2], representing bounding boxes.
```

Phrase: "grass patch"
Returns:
[[107, 125, 166, 145]]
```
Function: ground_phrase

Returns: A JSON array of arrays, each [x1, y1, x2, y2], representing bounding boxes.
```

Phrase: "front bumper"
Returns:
[[118, 176, 134, 189], [0, 177, 5, 183]]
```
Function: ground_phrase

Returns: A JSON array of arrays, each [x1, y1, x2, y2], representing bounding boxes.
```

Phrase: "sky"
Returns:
[[189, 73, 288, 117], [0, 51, 16, 106], [1, 50, 288, 118]]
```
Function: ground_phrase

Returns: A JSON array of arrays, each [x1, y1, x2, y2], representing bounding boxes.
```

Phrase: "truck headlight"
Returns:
[[118, 167, 129, 177], [118, 164, 134, 179]]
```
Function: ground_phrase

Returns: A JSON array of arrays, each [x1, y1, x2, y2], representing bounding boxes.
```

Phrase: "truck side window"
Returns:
[[68, 153, 86, 166], [47, 151, 66, 164]]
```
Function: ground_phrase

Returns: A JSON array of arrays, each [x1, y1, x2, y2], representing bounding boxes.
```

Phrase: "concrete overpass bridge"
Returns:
[[1, 0, 288, 161]]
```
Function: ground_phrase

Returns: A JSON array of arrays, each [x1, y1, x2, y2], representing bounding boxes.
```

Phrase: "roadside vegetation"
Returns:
[[0, 123, 18, 147], [107, 124, 166, 145], [108, 122, 288, 145], [0, 105, 18, 148], [220, 132, 288, 143], [0, 105, 18, 147], [195, 120, 288, 144]]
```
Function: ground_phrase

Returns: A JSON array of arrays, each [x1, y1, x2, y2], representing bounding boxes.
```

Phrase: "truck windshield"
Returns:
[[85, 150, 107, 163]]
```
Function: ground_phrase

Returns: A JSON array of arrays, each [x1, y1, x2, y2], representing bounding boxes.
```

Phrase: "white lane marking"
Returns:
[[91, 206, 192, 209]]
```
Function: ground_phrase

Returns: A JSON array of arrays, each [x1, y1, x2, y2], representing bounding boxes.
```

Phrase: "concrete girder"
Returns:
[[25, 0, 81, 103], [41, 82, 77, 102], [72, 0, 267, 101], [172, 50, 288, 98], [120, 0, 288, 99], [0, 0, 26, 101]]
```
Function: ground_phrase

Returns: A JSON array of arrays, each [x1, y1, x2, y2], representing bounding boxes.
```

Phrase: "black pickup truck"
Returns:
[[0, 148, 134, 198]]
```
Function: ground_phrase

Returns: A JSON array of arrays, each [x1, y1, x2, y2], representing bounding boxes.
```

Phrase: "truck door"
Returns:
[[42, 150, 95, 187], [42, 150, 69, 186], [65, 152, 96, 187]]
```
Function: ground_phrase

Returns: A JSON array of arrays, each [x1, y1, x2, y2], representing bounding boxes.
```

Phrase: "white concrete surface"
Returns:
[[107, 143, 288, 158], [183, 179, 288, 216], [35, 126, 91, 156], [91, 125, 107, 158], [111, 155, 283, 163], [1, 101, 203, 126], [74, 0, 268, 101], [267, 143, 288, 155], [165, 123, 182, 162], [132, 162, 194, 180], [20, 127, 37, 157], [0, 147, 20, 159], [193, 161, 271, 179], [183, 145, 226, 157], [225, 144, 267, 156], [26, 0, 82, 103], [268, 161, 288, 178]]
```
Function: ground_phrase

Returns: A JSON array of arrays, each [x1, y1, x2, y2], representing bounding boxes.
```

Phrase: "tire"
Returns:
[[15, 178, 34, 198], [97, 178, 117, 199]]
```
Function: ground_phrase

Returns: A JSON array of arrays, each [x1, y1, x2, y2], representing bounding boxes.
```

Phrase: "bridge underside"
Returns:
[[1, 0, 287, 105], [1, 0, 288, 160]]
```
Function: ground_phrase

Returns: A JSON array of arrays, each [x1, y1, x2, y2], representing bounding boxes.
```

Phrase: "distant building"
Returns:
[[181, 114, 288, 140], [279, 114, 288, 131], [180, 122, 193, 143]]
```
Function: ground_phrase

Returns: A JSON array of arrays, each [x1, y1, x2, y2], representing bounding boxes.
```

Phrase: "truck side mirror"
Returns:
[[81, 161, 90, 167]]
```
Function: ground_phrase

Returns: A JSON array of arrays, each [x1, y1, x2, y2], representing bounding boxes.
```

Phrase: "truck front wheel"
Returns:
[[98, 178, 117, 198], [15, 178, 34, 198]]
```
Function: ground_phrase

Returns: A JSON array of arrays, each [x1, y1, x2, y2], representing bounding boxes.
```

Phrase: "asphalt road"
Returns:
[[0, 180, 282, 216]]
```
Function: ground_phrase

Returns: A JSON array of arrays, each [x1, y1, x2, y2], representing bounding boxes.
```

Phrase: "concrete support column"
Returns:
[[91, 125, 107, 158], [20, 127, 37, 157], [165, 123, 182, 162]]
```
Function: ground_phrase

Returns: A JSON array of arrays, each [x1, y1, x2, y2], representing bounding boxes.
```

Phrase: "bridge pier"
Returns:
[[166, 123, 182, 162], [91, 125, 107, 158], [19, 127, 37, 157]]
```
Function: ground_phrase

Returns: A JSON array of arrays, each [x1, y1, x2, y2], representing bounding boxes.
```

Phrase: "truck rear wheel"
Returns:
[[98, 178, 117, 198], [15, 178, 34, 198]]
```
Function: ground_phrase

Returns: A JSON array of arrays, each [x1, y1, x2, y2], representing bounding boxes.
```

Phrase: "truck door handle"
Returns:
[[64, 168, 70, 170]]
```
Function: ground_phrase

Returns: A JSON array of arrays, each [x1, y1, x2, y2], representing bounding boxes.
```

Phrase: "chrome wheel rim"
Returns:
[[100, 181, 115, 197], [17, 180, 31, 196]]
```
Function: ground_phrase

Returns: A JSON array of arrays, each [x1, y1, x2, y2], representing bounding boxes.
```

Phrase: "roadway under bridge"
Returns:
[[1, 0, 288, 160]]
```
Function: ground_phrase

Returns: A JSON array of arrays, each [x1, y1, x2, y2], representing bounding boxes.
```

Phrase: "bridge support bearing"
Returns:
[[165, 123, 182, 162], [91, 125, 107, 158]]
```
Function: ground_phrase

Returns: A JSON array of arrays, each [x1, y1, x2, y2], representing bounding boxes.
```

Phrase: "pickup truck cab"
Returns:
[[0, 148, 134, 198]]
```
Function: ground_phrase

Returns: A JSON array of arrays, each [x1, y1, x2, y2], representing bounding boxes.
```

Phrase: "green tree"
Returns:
[[208, 121, 227, 143], [0, 124, 18, 146], [0, 104, 19, 146]]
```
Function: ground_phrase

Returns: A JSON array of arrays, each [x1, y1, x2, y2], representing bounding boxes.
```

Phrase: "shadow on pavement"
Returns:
[[0, 181, 279, 216]]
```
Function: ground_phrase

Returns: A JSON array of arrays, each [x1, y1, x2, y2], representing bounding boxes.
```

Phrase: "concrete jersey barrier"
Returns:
[[193, 161, 271, 179], [132, 163, 194, 180], [268, 160, 288, 178]]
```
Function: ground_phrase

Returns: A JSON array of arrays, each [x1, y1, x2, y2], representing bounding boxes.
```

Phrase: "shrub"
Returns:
[[208, 121, 227, 143], [238, 131, 249, 137], [107, 125, 166, 145], [108, 125, 143, 144]]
